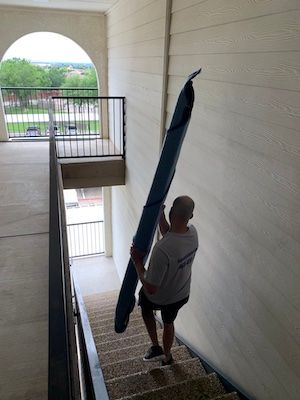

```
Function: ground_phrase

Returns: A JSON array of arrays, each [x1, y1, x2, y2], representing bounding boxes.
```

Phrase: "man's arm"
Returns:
[[130, 247, 158, 295], [159, 205, 170, 236]]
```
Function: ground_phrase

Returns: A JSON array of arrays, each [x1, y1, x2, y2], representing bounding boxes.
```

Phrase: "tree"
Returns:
[[46, 66, 66, 87], [0, 58, 50, 87], [81, 68, 97, 88], [0, 58, 51, 106]]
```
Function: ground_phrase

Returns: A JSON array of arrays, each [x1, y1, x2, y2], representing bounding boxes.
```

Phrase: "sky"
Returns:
[[3, 32, 92, 63]]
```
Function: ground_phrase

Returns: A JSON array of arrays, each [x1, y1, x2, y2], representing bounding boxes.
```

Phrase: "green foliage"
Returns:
[[0, 58, 51, 87], [46, 66, 67, 87], [62, 67, 97, 89]]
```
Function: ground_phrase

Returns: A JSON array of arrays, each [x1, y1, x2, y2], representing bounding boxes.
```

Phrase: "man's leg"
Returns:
[[141, 307, 159, 346], [162, 322, 174, 361]]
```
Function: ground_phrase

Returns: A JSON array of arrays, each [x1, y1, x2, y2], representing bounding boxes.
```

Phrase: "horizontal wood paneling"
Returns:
[[169, 76, 300, 130], [108, 18, 165, 48], [170, 10, 300, 54], [167, 2, 300, 399], [171, 0, 300, 33], [108, 1, 300, 399], [107, 0, 154, 28], [108, 0, 167, 277], [108, 38, 164, 58], [169, 52, 300, 91], [108, 0, 166, 37], [109, 56, 163, 74]]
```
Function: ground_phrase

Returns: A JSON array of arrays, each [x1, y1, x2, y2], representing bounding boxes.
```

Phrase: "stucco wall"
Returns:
[[108, 1, 300, 399], [0, 6, 107, 140]]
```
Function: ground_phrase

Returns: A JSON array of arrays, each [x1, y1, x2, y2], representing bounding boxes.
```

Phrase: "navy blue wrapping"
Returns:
[[115, 69, 201, 333]]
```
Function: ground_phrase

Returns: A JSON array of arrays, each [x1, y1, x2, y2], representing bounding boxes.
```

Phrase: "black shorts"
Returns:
[[138, 288, 189, 324]]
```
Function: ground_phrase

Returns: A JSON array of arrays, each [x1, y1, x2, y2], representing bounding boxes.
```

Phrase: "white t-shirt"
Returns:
[[144, 224, 198, 305]]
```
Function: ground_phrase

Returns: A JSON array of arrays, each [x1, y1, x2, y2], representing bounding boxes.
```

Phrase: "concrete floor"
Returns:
[[71, 254, 121, 297], [0, 141, 49, 399]]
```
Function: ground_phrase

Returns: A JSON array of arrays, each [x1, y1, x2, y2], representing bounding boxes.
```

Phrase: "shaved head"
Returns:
[[171, 196, 195, 221]]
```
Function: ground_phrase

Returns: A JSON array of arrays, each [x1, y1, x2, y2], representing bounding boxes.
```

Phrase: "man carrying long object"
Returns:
[[114, 69, 201, 335]]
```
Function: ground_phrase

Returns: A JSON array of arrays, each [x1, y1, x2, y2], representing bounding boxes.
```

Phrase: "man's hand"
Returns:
[[130, 245, 158, 295], [159, 204, 170, 236], [130, 246, 146, 265]]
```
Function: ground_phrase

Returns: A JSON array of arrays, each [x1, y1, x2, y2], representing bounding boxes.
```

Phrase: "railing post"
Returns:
[[0, 89, 9, 141]]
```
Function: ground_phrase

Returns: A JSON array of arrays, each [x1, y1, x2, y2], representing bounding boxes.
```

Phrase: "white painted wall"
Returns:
[[108, 1, 300, 399], [0, 5, 107, 140], [107, 0, 169, 279]]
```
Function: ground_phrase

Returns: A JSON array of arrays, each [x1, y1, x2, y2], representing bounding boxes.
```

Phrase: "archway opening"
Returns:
[[0, 32, 99, 138]]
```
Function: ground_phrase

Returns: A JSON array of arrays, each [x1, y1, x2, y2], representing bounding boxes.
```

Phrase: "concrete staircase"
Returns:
[[84, 290, 240, 400]]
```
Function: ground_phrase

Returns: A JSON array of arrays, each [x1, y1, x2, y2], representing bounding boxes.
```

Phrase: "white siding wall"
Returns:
[[107, 0, 168, 276], [108, 1, 300, 399]]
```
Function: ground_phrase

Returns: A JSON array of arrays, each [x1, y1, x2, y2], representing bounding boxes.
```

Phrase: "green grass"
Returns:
[[4, 106, 49, 114], [7, 120, 100, 136]]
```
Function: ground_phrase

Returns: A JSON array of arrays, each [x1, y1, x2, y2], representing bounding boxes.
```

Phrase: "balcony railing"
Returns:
[[1, 87, 98, 138], [52, 96, 125, 158], [1, 87, 126, 159], [67, 220, 105, 258]]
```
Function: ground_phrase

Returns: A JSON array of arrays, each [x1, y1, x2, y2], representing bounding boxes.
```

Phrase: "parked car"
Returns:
[[46, 125, 60, 135], [26, 126, 41, 137], [67, 125, 77, 135]]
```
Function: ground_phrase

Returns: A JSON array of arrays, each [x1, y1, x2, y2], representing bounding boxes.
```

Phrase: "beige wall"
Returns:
[[107, 0, 169, 272], [108, 1, 300, 399], [0, 6, 107, 140]]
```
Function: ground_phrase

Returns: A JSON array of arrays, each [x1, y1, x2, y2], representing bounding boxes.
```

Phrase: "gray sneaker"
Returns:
[[143, 345, 164, 362]]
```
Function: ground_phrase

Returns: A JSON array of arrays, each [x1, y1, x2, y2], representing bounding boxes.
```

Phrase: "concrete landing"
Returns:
[[71, 254, 120, 297], [0, 142, 49, 400]]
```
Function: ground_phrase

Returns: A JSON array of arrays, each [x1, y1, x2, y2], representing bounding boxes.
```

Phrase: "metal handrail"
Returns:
[[72, 273, 110, 400], [48, 120, 73, 398], [1, 86, 98, 90], [67, 220, 103, 226], [48, 119, 109, 398]]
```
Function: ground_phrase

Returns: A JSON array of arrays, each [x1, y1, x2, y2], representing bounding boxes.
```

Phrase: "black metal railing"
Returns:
[[49, 122, 75, 399], [1, 87, 98, 138], [67, 221, 105, 258], [52, 96, 125, 158], [49, 127, 109, 398], [72, 273, 109, 400]]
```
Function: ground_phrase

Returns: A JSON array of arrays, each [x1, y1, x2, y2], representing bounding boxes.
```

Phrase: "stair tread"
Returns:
[[84, 293, 237, 400], [90, 314, 142, 330], [88, 307, 140, 321], [96, 331, 166, 353], [212, 393, 240, 400], [91, 317, 144, 335], [101, 345, 192, 380], [99, 340, 179, 365], [106, 358, 206, 399], [118, 373, 225, 400], [84, 289, 119, 302]]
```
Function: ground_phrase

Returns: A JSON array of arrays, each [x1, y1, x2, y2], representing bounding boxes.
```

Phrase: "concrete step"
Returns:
[[101, 345, 192, 381], [96, 331, 166, 353], [118, 373, 225, 400], [92, 320, 151, 342], [106, 358, 206, 399], [84, 290, 119, 303], [90, 313, 142, 330], [99, 339, 179, 365], [88, 307, 140, 322], [85, 301, 118, 312], [91, 317, 145, 336], [212, 394, 240, 400]]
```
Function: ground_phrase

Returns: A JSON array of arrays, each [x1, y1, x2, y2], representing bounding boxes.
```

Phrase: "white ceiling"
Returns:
[[0, 0, 119, 13]]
